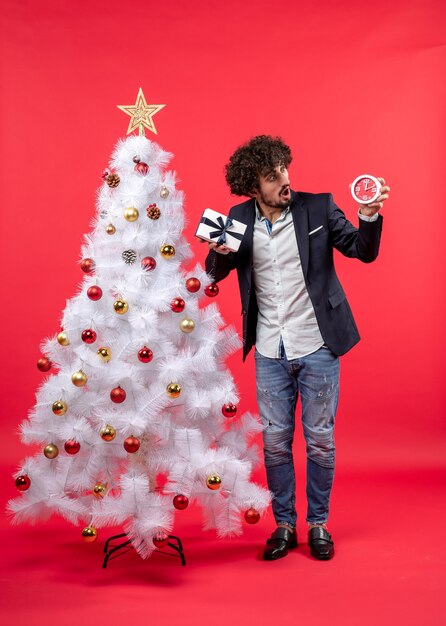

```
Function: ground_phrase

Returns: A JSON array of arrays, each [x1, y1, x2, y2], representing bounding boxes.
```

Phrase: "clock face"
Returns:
[[351, 175, 381, 204]]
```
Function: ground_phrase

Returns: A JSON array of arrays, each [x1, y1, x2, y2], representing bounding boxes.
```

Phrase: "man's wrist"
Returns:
[[358, 209, 379, 223]]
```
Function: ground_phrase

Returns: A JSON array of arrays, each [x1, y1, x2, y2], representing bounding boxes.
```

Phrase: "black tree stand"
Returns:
[[102, 532, 186, 568]]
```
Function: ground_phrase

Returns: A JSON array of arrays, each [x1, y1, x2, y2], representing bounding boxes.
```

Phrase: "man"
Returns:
[[205, 135, 389, 561]]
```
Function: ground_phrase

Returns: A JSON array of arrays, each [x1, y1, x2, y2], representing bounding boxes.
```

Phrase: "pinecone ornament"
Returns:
[[146, 203, 161, 220], [106, 173, 120, 188], [122, 249, 137, 264]]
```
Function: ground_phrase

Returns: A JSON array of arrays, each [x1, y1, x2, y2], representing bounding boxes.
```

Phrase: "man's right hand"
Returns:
[[207, 241, 231, 255]]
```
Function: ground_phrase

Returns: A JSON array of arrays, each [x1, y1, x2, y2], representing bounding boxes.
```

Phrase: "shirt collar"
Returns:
[[255, 200, 291, 222]]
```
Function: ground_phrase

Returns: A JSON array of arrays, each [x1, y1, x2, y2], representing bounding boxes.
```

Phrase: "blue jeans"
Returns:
[[254, 344, 340, 526]]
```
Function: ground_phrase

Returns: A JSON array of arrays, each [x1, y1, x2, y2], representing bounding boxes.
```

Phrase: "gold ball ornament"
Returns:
[[71, 370, 88, 387], [57, 331, 70, 346], [113, 299, 129, 314], [166, 383, 182, 398], [81, 526, 98, 543], [180, 318, 195, 333], [124, 207, 139, 222], [206, 474, 222, 490], [93, 483, 107, 499], [97, 347, 112, 362], [100, 424, 116, 442], [106, 223, 116, 235], [160, 244, 175, 259], [44, 443, 59, 459], [52, 400, 67, 416], [160, 186, 169, 199]]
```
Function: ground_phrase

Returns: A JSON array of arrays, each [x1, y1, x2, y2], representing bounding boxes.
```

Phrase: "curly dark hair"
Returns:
[[225, 135, 292, 196]]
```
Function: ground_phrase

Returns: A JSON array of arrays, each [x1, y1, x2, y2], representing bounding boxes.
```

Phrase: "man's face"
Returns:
[[252, 164, 291, 210]]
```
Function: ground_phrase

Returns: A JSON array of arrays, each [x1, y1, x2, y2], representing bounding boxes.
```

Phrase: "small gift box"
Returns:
[[195, 208, 247, 252]]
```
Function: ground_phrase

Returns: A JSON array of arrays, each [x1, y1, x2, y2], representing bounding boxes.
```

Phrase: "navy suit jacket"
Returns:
[[205, 190, 383, 361]]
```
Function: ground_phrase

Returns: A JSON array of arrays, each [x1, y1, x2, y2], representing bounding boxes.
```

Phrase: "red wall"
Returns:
[[1, 0, 445, 469]]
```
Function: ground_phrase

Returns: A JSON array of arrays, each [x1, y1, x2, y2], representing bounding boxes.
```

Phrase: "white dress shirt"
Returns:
[[252, 203, 324, 359]]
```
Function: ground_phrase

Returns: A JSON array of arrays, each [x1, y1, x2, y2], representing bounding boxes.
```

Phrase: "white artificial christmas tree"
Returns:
[[9, 93, 270, 559]]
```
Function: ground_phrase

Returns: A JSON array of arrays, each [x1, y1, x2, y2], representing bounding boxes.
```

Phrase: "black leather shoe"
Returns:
[[308, 526, 334, 560], [263, 527, 298, 561]]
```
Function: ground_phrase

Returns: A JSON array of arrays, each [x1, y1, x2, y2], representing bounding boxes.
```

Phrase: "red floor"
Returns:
[[1, 466, 445, 626]]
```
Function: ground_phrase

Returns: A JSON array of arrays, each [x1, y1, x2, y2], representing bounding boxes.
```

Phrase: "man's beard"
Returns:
[[259, 189, 291, 210]]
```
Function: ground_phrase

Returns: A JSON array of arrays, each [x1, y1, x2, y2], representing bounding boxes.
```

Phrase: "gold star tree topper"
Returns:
[[117, 88, 165, 136]]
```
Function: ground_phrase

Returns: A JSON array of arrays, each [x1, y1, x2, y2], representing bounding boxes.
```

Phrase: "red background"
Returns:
[[1, 1, 445, 624]]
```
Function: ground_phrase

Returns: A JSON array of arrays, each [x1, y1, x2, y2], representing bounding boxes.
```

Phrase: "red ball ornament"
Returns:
[[204, 283, 219, 297], [134, 162, 149, 175], [153, 532, 169, 549], [15, 475, 31, 491], [80, 258, 95, 274], [186, 277, 201, 293], [244, 508, 261, 524], [138, 347, 153, 363], [81, 329, 97, 344], [123, 436, 140, 453], [173, 494, 189, 510], [64, 440, 81, 455], [171, 298, 185, 313], [141, 256, 156, 271], [110, 386, 126, 403], [222, 403, 238, 418], [87, 286, 103, 301], [37, 357, 52, 372]]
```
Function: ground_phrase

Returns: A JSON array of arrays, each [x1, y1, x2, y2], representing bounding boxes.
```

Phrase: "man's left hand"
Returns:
[[357, 177, 390, 217]]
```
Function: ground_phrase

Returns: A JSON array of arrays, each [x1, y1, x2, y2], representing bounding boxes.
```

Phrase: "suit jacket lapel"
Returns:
[[291, 192, 309, 277], [241, 198, 255, 261]]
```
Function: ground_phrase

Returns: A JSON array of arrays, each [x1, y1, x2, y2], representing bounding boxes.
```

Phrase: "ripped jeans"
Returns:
[[255, 344, 340, 527]]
